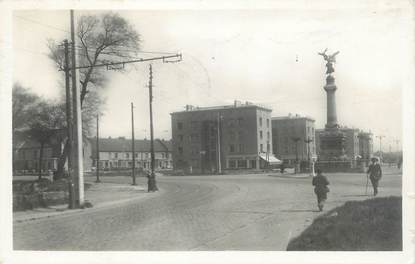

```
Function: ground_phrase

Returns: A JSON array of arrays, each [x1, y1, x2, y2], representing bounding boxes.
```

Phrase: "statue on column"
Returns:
[[318, 48, 340, 75]]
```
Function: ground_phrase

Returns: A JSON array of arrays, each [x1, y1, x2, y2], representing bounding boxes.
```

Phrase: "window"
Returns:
[[145, 153, 149, 159], [259, 117, 263, 126], [114, 152, 118, 158], [238, 144, 244, 153], [237, 117, 243, 125], [267, 119, 270, 128], [237, 160, 247, 168], [178, 147, 183, 155], [228, 160, 236, 168], [179, 135, 184, 141], [229, 144, 235, 153], [162, 153, 165, 159], [267, 131, 270, 140], [260, 131, 263, 140], [126, 153, 129, 159], [238, 131, 243, 141], [135, 153, 138, 158], [260, 144, 263, 152], [177, 122, 183, 130]]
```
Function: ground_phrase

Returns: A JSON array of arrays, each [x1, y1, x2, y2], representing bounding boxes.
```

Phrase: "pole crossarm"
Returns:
[[58, 54, 182, 71]]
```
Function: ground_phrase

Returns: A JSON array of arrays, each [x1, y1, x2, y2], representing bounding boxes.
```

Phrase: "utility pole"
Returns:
[[63, 39, 75, 209], [96, 114, 100, 183], [70, 10, 84, 207], [131, 102, 137, 185], [217, 113, 222, 174], [147, 65, 158, 192], [376, 135, 385, 163]]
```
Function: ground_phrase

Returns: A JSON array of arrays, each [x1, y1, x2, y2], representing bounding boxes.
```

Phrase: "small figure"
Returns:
[[280, 163, 285, 174], [397, 156, 402, 170], [367, 157, 382, 196], [312, 168, 330, 211]]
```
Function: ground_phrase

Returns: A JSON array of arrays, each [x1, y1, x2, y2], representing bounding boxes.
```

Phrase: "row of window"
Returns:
[[106, 152, 169, 159], [258, 117, 270, 128]]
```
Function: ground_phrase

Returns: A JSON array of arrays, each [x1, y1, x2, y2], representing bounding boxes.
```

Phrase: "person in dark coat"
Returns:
[[367, 157, 382, 196], [312, 168, 330, 211]]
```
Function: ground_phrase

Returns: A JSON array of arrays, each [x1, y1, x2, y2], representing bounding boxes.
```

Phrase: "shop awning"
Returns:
[[259, 154, 282, 165]]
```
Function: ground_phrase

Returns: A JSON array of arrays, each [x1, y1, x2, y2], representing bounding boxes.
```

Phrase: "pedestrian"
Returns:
[[367, 157, 382, 196], [397, 157, 402, 170], [312, 168, 330, 211], [280, 163, 285, 174]]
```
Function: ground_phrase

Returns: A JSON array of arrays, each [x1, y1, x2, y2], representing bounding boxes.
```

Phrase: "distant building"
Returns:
[[13, 131, 171, 174], [13, 129, 65, 173], [171, 101, 279, 173], [271, 114, 316, 165], [89, 137, 172, 170], [358, 131, 373, 162]]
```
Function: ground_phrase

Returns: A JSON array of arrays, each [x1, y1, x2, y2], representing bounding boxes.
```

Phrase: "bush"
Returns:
[[287, 196, 402, 251]]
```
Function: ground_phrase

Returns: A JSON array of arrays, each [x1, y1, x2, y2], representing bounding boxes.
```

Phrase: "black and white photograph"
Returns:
[[0, 0, 414, 263]]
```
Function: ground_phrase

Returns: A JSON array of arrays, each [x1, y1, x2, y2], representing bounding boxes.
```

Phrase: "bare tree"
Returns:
[[48, 12, 141, 178]]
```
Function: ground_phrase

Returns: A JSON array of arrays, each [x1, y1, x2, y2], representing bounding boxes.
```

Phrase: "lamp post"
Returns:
[[291, 137, 301, 174], [304, 137, 313, 173]]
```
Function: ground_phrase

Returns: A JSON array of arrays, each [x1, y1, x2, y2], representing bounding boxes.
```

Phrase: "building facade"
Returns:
[[271, 114, 317, 165], [171, 101, 276, 173], [90, 137, 172, 171], [13, 130, 64, 173]]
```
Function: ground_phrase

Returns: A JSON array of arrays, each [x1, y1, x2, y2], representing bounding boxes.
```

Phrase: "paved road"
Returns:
[[13, 168, 401, 251]]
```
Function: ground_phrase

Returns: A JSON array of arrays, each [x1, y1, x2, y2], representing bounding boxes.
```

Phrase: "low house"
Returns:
[[89, 137, 172, 171]]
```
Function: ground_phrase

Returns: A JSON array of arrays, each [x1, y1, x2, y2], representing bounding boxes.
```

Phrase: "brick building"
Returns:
[[171, 101, 279, 173], [271, 114, 317, 165], [90, 137, 172, 171]]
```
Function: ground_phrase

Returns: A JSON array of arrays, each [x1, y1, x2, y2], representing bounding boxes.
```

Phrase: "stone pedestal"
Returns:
[[319, 128, 346, 161]]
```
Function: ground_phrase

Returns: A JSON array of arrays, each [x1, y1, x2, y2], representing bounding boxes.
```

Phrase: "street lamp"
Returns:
[[291, 137, 301, 174], [304, 137, 313, 173]]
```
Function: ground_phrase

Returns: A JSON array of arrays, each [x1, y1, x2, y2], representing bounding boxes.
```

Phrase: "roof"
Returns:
[[171, 101, 272, 114], [272, 115, 315, 122], [90, 138, 172, 155], [13, 129, 65, 149]]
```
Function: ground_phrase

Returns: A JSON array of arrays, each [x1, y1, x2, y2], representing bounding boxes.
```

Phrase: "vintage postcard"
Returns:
[[0, 0, 414, 263]]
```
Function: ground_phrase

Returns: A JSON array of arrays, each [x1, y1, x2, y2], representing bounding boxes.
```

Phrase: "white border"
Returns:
[[1, 1, 414, 263]]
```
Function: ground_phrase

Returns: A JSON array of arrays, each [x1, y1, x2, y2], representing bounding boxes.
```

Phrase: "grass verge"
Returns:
[[287, 196, 402, 251]]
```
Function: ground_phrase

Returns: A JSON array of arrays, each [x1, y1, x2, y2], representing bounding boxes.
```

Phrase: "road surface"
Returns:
[[13, 168, 401, 250]]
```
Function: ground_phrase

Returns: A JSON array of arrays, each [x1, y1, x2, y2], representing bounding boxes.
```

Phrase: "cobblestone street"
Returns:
[[13, 168, 401, 251]]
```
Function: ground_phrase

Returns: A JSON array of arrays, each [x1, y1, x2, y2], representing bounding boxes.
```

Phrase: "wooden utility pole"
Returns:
[[96, 114, 100, 183], [148, 65, 158, 192], [64, 39, 75, 209], [70, 10, 84, 207], [131, 102, 137, 185]]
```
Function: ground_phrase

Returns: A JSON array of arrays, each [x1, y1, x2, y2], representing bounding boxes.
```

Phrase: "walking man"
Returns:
[[312, 168, 330, 211], [367, 157, 382, 196]]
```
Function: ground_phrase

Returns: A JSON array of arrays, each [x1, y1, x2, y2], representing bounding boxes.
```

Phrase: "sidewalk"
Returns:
[[13, 182, 152, 223]]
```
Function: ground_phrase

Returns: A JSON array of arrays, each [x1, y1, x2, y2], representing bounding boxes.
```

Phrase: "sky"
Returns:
[[11, 4, 412, 152]]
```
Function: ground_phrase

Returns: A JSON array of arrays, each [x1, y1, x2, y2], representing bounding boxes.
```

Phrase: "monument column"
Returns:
[[317, 49, 346, 161], [324, 74, 338, 129]]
